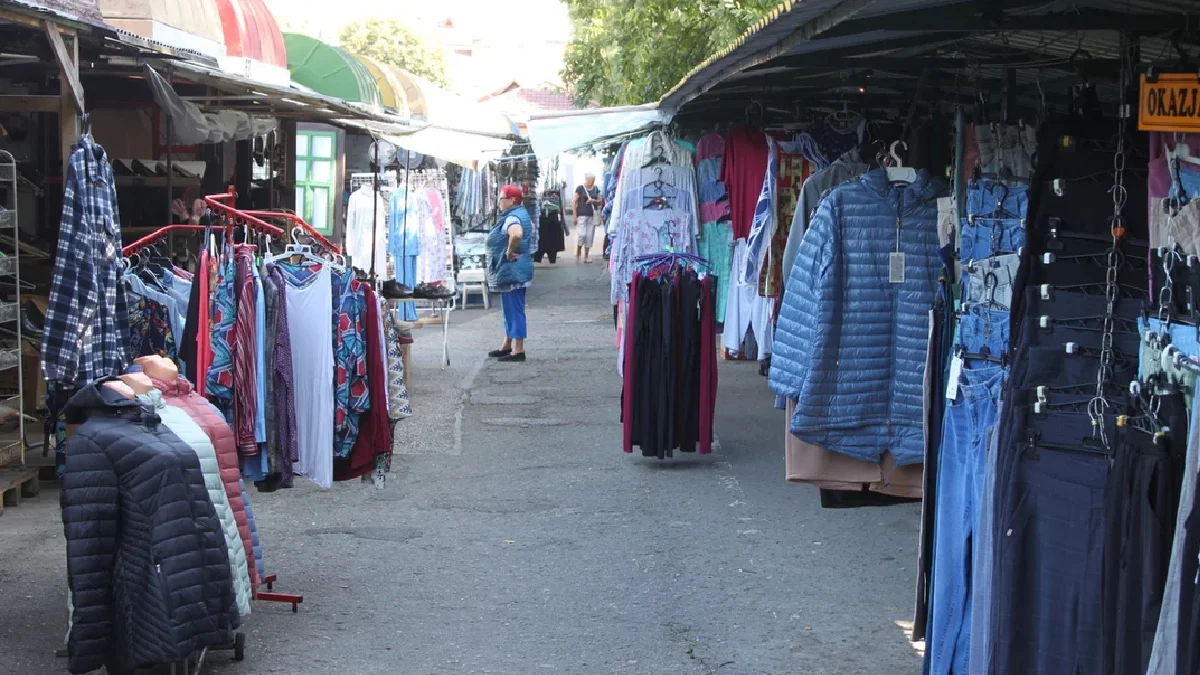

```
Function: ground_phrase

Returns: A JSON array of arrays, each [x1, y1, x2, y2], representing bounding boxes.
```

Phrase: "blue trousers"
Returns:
[[928, 363, 1005, 675], [501, 288, 527, 340], [396, 254, 417, 321]]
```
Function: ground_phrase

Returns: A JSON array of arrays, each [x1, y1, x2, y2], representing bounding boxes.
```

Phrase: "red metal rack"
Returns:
[[122, 188, 341, 257]]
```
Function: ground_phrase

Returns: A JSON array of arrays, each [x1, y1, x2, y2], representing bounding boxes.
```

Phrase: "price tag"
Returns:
[[889, 252, 906, 283], [946, 355, 964, 401]]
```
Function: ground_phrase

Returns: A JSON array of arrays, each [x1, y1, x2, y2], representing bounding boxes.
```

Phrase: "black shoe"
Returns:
[[381, 280, 413, 299], [111, 159, 136, 177], [21, 312, 43, 341], [23, 301, 44, 330], [413, 283, 455, 299], [497, 352, 526, 362], [488, 349, 511, 358]]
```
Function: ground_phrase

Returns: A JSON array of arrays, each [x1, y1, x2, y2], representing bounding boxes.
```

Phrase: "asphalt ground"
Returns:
[[0, 253, 922, 675]]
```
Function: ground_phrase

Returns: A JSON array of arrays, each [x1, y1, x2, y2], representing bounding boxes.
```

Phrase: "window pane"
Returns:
[[295, 188, 306, 220], [295, 159, 307, 182], [310, 160, 332, 183], [311, 187, 329, 230], [312, 134, 334, 158], [296, 133, 310, 158]]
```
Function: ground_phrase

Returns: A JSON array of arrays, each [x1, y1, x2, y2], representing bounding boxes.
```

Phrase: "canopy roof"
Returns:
[[340, 118, 515, 171], [98, 0, 224, 57], [659, 0, 1200, 122], [283, 32, 383, 109], [213, 0, 283, 67], [525, 104, 668, 158], [356, 55, 410, 116], [385, 67, 517, 137]]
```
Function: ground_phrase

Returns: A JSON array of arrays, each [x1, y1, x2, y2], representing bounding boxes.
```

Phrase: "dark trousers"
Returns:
[[1101, 398, 1186, 675], [989, 118, 1155, 675], [990, 415, 1109, 675], [1179, 474, 1200, 673]]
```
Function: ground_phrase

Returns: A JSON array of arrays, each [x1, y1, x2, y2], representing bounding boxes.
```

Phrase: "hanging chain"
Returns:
[[1088, 35, 1132, 448], [1159, 246, 1177, 327]]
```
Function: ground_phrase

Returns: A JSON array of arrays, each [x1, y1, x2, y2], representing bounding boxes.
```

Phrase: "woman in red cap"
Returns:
[[487, 184, 534, 362]]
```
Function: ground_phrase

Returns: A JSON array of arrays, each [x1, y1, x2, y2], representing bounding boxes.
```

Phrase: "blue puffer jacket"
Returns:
[[769, 169, 947, 466], [487, 204, 534, 287], [61, 378, 237, 674]]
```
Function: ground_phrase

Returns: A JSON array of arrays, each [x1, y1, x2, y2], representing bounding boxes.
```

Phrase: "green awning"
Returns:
[[282, 32, 383, 108]]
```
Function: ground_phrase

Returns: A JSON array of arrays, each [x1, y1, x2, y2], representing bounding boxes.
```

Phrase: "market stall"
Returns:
[[599, 2, 1200, 673], [0, 2, 459, 672]]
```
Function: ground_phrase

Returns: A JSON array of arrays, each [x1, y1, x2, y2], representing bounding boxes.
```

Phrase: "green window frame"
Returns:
[[294, 130, 337, 235]]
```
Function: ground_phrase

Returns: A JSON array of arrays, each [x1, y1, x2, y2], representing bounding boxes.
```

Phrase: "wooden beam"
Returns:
[[0, 95, 62, 113], [43, 21, 84, 115]]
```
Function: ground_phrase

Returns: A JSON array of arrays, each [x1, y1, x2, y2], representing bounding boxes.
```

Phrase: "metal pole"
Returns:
[[401, 150, 410, 266], [369, 139, 380, 280], [165, 65, 174, 253], [953, 107, 966, 221], [1002, 68, 1016, 125], [267, 130, 276, 210]]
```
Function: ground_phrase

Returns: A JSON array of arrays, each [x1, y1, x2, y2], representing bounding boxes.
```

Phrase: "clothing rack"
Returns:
[[207, 188, 341, 255], [121, 217, 306, 616]]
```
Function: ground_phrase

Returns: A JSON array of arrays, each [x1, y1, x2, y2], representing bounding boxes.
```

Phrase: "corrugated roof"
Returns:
[[662, 0, 1200, 117], [1, 0, 106, 28]]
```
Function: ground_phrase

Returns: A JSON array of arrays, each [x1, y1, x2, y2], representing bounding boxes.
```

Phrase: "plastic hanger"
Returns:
[[885, 141, 917, 183]]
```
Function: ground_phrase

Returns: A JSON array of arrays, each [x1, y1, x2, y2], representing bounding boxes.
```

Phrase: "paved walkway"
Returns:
[[0, 259, 922, 674]]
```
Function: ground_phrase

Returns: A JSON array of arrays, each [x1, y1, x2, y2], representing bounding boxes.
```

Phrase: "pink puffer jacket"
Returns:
[[151, 374, 258, 587]]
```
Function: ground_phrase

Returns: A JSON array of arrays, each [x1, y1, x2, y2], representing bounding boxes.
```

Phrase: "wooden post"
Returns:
[[43, 21, 82, 171]]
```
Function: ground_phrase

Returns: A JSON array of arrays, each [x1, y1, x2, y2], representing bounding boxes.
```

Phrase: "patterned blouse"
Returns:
[[205, 249, 237, 407], [331, 268, 370, 458]]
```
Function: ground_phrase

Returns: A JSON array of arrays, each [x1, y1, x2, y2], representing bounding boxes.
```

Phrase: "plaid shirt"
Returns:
[[40, 137, 131, 385]]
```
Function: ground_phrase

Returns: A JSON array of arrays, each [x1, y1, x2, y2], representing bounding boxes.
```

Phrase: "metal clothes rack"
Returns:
[[121, 198, 308, 616], [0, 151, 23, 468], [407, 171, 454, 369]]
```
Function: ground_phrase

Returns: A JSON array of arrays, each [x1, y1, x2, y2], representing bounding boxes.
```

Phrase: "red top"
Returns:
[[213, 0, 287, 66], [335, 286, 392, 482], [719, 126, 769, 240]]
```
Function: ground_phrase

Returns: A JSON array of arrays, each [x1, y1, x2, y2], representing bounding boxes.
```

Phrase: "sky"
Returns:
[[265, 0, 571, 43], [265, 0, 573, 94]]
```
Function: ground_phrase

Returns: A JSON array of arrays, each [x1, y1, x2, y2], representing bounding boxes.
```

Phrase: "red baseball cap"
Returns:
[[500, 184, 523, 202]]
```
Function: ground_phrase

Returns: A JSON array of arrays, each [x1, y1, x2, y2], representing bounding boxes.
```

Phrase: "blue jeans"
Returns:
[[957, 307, 1010, 357], [968, 399, 1003, 675], [1170, 160, 1200, 201], [928, 363, 1005, 675], [960, 218, 1026, 261], [961, 254, 1019, 311], [966, 180, 1028, 217], [501, 288, 528, 340]]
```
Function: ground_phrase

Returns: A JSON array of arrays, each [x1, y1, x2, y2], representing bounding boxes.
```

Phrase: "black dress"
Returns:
[[535, 196, 566, 263]]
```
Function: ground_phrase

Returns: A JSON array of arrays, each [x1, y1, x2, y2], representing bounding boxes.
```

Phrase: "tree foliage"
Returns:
[[338, 18, 449, 87], [561, 0, 779, 106]]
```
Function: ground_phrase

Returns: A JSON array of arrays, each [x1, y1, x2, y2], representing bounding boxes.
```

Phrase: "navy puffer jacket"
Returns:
[[769, 169, 947, 466], [61, 378, 237, 674]]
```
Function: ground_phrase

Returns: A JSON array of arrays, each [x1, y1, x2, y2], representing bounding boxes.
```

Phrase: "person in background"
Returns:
[[534, 189, 567, 264], [487, 184, 534, 362], [573, 172, 604, 264]]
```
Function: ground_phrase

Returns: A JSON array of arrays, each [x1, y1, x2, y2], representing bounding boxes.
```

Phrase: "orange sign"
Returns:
[[1140, 73, 1200, 133]]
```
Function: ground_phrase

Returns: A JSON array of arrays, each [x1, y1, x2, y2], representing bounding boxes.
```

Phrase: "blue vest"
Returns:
[[487, 205, 534, 287]]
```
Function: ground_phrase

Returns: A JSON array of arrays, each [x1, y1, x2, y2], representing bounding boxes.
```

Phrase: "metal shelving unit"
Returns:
[[0, 150, 24, 468]]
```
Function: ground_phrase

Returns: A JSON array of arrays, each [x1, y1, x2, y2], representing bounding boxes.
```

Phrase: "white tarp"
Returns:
[[525, 104, 670, 158], [383, 127, 514, 171], [339, 119, 515, 171]]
